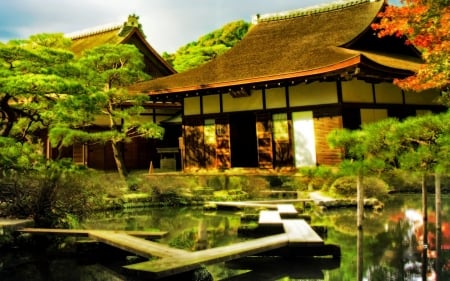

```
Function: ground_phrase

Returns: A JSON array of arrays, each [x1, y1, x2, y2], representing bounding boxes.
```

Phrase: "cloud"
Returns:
[[0, 0, 331, 53]]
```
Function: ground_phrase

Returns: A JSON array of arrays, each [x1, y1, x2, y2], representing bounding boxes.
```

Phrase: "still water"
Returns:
[[1, 194, 449, 281]]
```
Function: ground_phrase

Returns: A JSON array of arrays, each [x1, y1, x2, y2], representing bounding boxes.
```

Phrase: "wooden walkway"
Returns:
[[124, 233, 290, 278], [16, 204, 331, 280], [124, 204, 326, 279], [88, 231, 188, 259]]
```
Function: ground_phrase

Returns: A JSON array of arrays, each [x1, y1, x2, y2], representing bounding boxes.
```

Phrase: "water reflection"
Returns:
[[1, 195, 449, 280], [220, 257, 340, 280], [328, 196, 450, 281]]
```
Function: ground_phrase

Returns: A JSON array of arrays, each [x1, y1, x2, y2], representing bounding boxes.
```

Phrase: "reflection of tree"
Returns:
[[365, 265, 401, 281], [274, 141, 293, 167], [256, 115, 273, 168], [184, 118, 229, 169], [328, 212, 384, 236], [184, 123, 207, 169], [272, 114, 293, 168], [293, 128, 314, 165], [367, 221, 410, 280]]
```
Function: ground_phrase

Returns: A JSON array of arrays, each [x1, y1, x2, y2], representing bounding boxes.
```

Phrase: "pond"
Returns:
[[1, 194, 449, 281]]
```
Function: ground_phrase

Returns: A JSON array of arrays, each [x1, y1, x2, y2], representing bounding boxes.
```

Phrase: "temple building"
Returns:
[[130, 0, 444, 172]]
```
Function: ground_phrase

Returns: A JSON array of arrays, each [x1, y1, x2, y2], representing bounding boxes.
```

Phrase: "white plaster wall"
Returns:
[[405, 89, 440, 105], [184, 96, 201, 116], [289, 82, 338, 106], [375, 83, 403, 104], [342, 80, 373, 103], [266, 87, 286, 109], [292, 111, 316, 167], [203, 95, 221, 114]]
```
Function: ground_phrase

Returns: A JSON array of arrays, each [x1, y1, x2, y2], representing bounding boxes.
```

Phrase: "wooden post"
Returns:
[[178, 137, 185, 171], [435, 173, 442, 281], [195, 220, 208, 250], [422, 174, 428, 281], [356, 172, 364, 281]]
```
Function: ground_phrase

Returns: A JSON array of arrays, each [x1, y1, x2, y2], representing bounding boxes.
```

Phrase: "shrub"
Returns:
[[151, 185, 186, 206], [380, 169, 425, 192], [0, 162, 109, 228], [284, 166, 338, 191], [330, 176, 390, 198]]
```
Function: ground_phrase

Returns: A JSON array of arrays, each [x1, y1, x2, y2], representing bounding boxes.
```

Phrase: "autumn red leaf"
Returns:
[[372, 0, 449, 100]]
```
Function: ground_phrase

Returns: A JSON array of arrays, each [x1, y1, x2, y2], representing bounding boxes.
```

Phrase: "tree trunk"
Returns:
[[422, 173, 428, 281], [111, 141, 128, 180], [357, 172, 364, 281], [435, 173, 442, 281], [0, 95, 16, 137]]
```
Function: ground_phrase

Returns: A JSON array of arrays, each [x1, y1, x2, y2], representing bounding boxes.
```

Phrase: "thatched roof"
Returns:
[[130, 0, 422, 96], [67, 16, 175, 77]]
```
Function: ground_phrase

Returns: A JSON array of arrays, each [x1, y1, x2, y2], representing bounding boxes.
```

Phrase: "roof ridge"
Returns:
[[253, 0, 377, 23], [66, 21, 123, 40]]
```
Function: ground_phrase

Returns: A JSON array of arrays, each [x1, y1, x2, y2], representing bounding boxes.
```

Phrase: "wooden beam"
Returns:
[[207, 201, 278, 209], [18, 228, 168, 239], [88, 231, 189, 259]]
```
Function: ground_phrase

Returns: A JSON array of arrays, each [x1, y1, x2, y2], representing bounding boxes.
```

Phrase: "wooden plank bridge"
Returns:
[[17, 228, 168, 239], [18, 203, 337, 280]]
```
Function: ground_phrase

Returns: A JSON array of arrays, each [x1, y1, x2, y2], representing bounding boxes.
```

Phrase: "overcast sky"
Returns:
[[0, 0, 400, 54]]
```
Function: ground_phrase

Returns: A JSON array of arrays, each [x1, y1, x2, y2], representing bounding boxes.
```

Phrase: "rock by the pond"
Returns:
[[317, 197, 384, 211]]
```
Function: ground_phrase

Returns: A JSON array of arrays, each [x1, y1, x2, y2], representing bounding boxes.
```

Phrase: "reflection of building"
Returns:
[[48, 15, 181, 171], [384, 209, 450, 280], [130, 1, 444, 172]]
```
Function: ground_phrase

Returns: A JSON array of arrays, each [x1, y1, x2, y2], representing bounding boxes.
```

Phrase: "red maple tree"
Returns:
[[372, 0, 449, 102]]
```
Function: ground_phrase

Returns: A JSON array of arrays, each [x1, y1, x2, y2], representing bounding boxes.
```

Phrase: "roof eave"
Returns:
[[356, 54, 417, 82], [139, 56, 363, 95]]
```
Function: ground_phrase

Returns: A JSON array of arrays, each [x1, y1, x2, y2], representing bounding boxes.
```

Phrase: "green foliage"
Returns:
[[0, 160, 105, 228], [0, 33, 85, 140], [293, 166, 339, 191], [330, 176, 390, 198], [168, 228, 196, 249], [328, 110, 450, 192], [0, 33, 169, 220], [162, 20, 251, 72], [0, 137, 43, 174], [49, 43, 164, 179], [79, 44, 149, 88], [151, 185, 185, 206], [328, 118, 399, 176], [212, 189, 248, 201], [381, 168, 426, 192], [393, 111, 450, 174]]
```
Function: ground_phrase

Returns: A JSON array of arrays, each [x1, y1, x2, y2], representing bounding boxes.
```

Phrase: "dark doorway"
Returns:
[[229, 112, 258, 167], [342, 107, 361, 130]]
